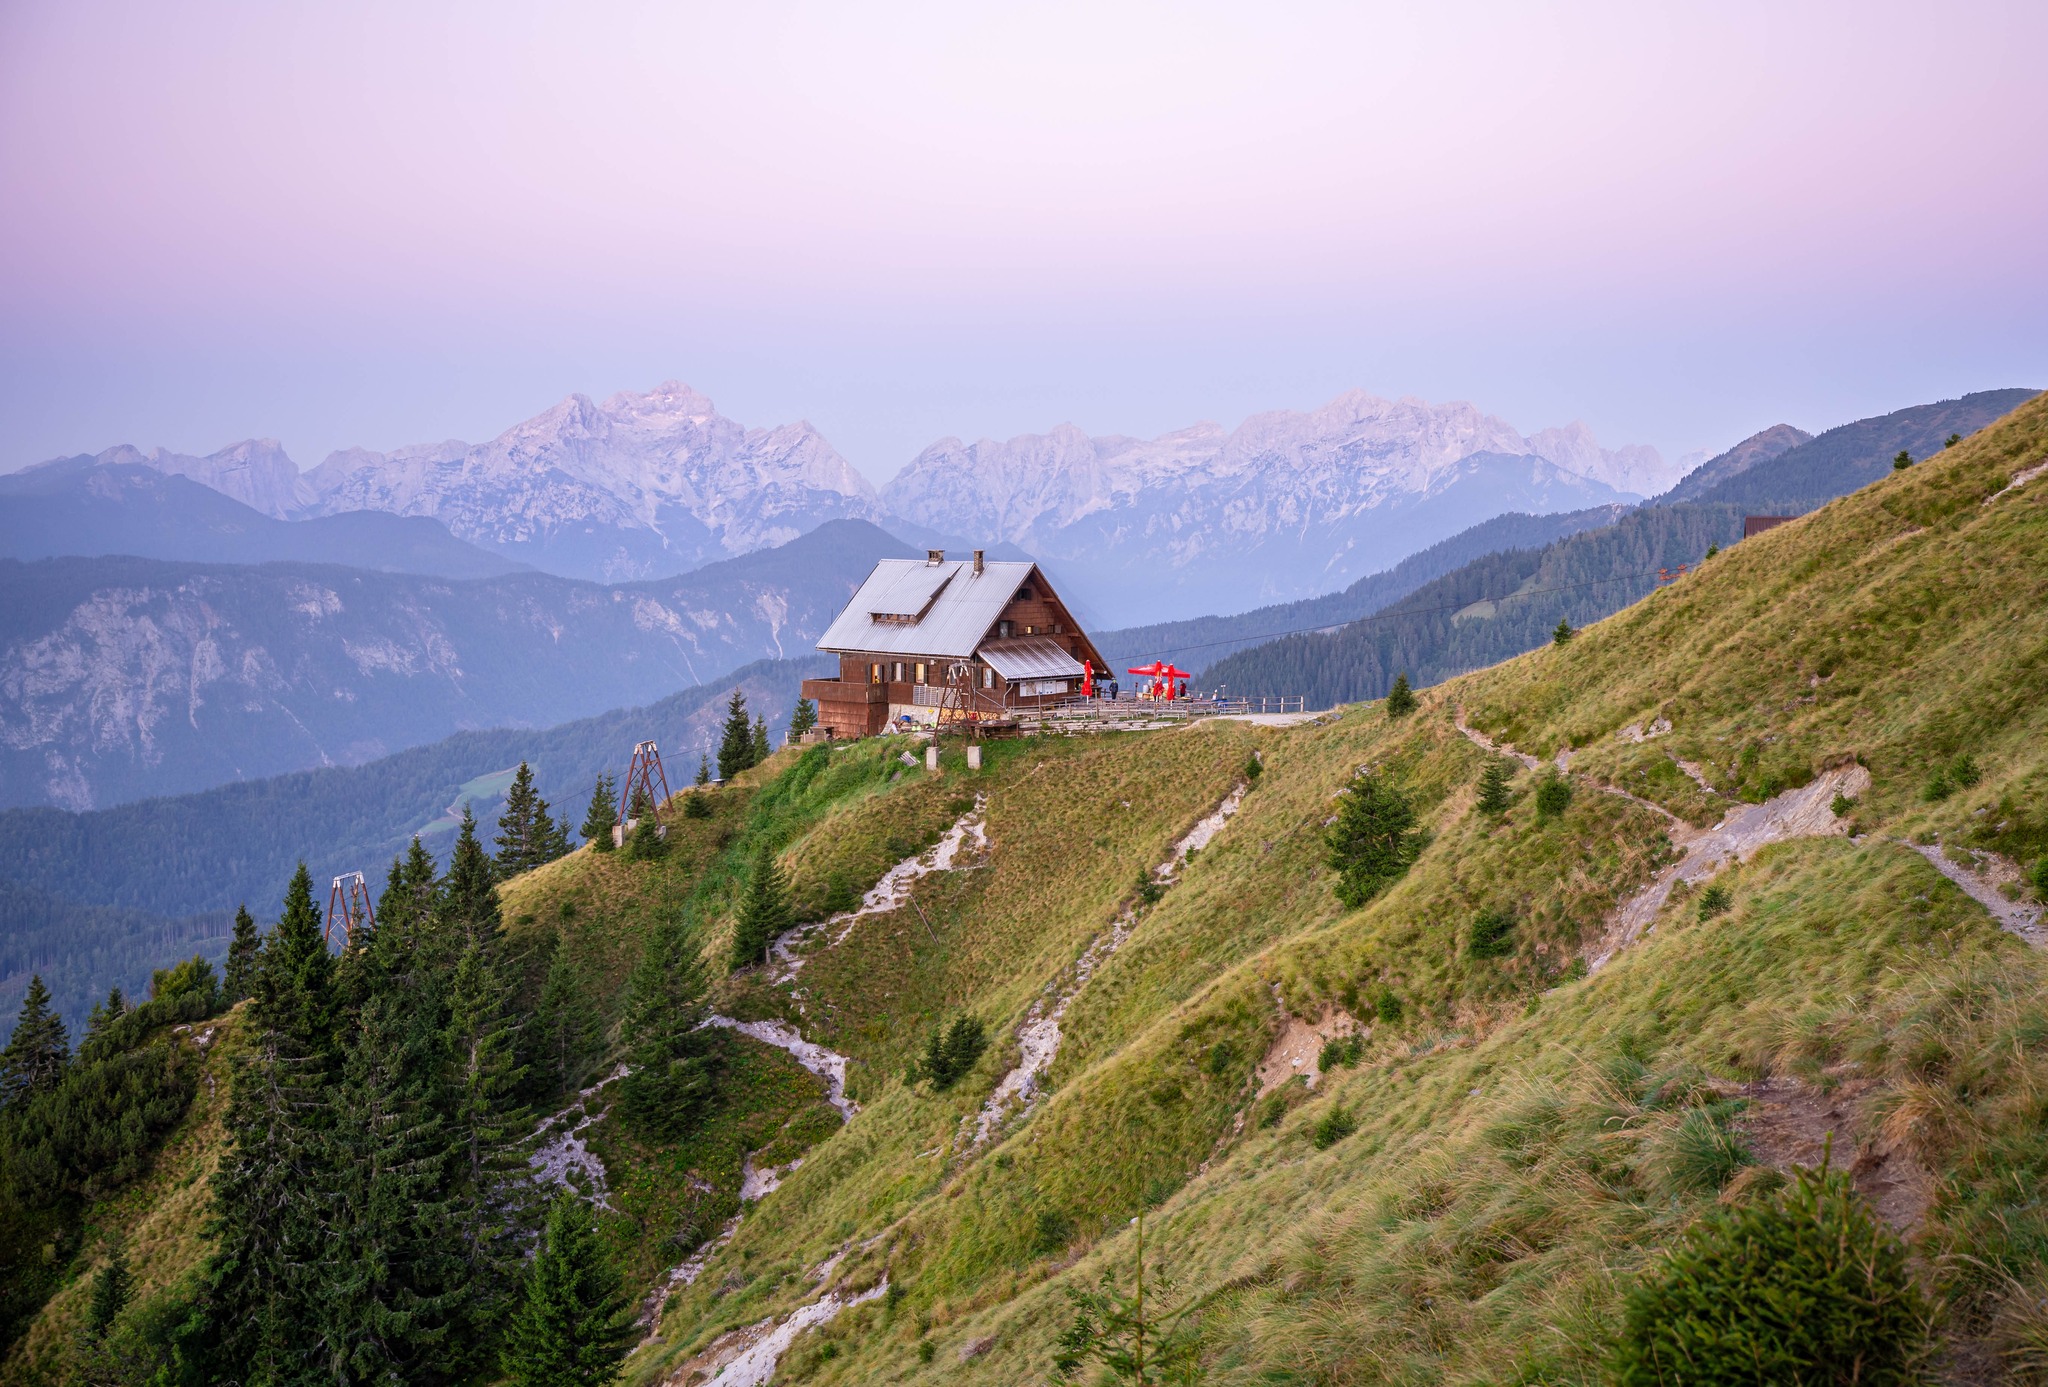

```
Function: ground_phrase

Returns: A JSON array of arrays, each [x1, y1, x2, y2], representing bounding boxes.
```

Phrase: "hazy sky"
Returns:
[[3, 1, 2043, 484]]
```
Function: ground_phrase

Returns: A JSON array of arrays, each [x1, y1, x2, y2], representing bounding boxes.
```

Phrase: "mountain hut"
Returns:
[[804, 550, 1107, 738]]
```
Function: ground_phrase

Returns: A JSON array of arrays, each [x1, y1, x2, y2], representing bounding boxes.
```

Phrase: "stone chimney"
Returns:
[[972, 549, 984, 575], [926, 549, 944, 566]]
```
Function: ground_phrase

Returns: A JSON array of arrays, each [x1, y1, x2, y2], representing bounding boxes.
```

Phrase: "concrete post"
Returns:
[[967, 744, 982, 770], [926, 745, 939, 772]]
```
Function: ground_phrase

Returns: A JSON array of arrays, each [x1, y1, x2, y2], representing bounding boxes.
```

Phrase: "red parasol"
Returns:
[[1157, 662, 1191, 700]]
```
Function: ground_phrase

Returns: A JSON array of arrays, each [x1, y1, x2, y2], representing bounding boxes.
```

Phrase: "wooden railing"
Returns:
[[1014, 693, 1307, 732]]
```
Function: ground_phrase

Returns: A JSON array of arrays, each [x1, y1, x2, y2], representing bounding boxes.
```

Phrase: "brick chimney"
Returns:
[[972, 549, 984, 575]]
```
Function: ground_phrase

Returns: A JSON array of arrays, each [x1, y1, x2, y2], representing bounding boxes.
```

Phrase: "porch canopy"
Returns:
[[978, 635, 1087, 682]]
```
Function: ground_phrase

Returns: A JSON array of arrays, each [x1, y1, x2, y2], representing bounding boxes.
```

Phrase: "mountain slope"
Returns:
[[1094, 503, 1628, 674], [1657, 422, 1812, 503], [0, 454, 524, 577], [879, 391, 1659, 622], [1202, 389, 2040, 705], [0, 520, 905, 810], [9, 390, 2048, 1384]]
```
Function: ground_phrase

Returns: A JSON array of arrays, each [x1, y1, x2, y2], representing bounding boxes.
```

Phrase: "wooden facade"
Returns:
[[805, 550, 1107, 739]]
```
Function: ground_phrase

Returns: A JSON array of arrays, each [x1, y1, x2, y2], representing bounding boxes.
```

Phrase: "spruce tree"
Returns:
[[83, 986, 128, 1050], [581, 773, 619, 853], [694, 753, 711, 787], [1892, 449, 1913, 470], [717, 689, 754, 780], [729, 843, 794, 972], [440, 808, 504, 952], [788, 697, 818, 741], [441, 935, 537, 1363], [496, 762, 542, 879], [750, 714, 772, 766], [1385, 673, 1416, 718], [1324, 771, 1419, 909], [1, 975, 70, 1109], [538, 798, 571, 862], [533, 930, 596, 1097], [1552, 618, 1574, 646], [374, 837, 442, 974], [1476, 760, 1513, 815], [322, 975, 460, 1383], [204, 862, 339, 1383], [85, 1242, 132, 1339], [499, 1192, 635, 1387], [618, 913, 717, 1140], [223, 905, 261, 1004]]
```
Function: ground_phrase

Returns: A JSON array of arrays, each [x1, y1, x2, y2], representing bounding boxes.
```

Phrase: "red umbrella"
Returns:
[[1157, 662, 1192, 700]]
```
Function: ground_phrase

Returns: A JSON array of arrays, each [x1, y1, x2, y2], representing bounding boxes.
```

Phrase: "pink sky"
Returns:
[[2, 1, 2043, 480]]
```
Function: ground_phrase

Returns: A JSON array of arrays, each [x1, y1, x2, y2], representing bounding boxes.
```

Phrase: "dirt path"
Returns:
[[703, 1015, 859, 1119], [529, 1065, 629, 1208], [1455, 707, 1869, 970], [770, 794, 989, 981], [972, 783, 1248, 1145], [1903, 840, 2046, 948], [661, 1281, 889, 1387]]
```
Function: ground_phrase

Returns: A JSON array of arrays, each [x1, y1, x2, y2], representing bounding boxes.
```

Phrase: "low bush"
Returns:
[[1468, 908, 1517, 959], [1318, 1035, 1363, 1072], [918, 1017, 988, 1092], [1311, 1105, 1357, 1149], [1534, 774, 1572, 820], [1696, 884, 1732, 921], [1610, 1164, 1935, 1385]]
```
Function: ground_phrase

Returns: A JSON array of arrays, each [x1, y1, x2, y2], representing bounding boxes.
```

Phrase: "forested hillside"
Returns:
[[1094, 504, 1625, 673], [4, 390, 2044, 1384], [0, 657, 824, 1030]]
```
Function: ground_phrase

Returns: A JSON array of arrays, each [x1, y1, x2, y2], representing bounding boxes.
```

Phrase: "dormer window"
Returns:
[[1017, 586, 1035, 601]]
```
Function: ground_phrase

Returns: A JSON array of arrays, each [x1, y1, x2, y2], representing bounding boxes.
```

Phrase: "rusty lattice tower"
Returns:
[[620, 739, 673, 822], [326, 871, 376, 948]]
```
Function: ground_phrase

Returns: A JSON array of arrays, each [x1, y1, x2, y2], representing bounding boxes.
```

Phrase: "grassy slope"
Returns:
[[11, 396, 2045, 1383], [621, 392, 2048, 1382]]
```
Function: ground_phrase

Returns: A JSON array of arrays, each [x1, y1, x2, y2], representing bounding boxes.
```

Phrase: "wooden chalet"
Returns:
[[805, 550, 1107, 738]]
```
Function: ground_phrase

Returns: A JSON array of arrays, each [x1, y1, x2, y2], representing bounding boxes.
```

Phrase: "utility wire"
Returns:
[[1138, 561, 1703, 660]]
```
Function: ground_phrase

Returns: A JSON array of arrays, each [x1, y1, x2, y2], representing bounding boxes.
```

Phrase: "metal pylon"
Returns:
[[621, 739, 673, 821], [326, 871, 375, 947]]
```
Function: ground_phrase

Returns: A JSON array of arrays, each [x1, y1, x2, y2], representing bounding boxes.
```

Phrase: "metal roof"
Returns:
[[817, 559, 1040, 658], [979, 636, 1086, 681]]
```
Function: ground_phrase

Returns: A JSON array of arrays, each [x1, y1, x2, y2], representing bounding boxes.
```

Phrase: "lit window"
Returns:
[[869, 663, 882, 684], [914, 662, 927, 683], [1024, 624, 1035, 635]]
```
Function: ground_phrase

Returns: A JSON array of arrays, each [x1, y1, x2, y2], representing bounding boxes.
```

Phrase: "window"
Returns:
[[982, 666, 994, 689], [1018, 586, 1035, 600], [1053, 620, 1062, 634], [914, 661, 927, 684], [869, 663, 882, 685], [998, 620, 1013, 638], [1024, 624, 1035, 636], [891, 661, 906, 682]]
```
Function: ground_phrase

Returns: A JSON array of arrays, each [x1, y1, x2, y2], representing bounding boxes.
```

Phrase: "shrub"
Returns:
[[625, 818, 668, 860], [1385, 674, 1416, 718], [1893, 449, 1914, 470], [1534, 774, 1572, 820], [1830, 793, 1856, 818], [1552, 618, 1574, 646], [1696, 884, 1732, 921], [1136, 872, 1165, 906], [1203, 1043, 1237, 1079], [1325, 770, 1420, 908], [1610, 1164, 1935, 1385], [1654, 1104, 1755, 1194], [918, 1017, 988, 1092], [1468, 908, 1516, 959], [2034, 856, 2048, 900], [1311, 1105, 1357, 1149], [1949, 753, 1980, 789], [1244, 754, 1263, 784], [1476, 760, 1513, 816], [1923, 771, 1954, 803], [1318, 1035, 1363, 1072], [682, 792, 712, 819], [1034, 1210, 1075, 1255], [1375, 990, 1403, 1024]]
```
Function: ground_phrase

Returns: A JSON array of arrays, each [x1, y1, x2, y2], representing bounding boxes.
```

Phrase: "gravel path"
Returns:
[[703, 1015, 859, 1119], [1903, 840, 2046, 948]]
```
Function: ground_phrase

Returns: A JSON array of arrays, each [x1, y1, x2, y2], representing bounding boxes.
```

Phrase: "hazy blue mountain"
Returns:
[[0, 655, 825, 1027], [0, 454, 525, 577], [1658, 423, 1813, 504], [0, 520, 910, 811]]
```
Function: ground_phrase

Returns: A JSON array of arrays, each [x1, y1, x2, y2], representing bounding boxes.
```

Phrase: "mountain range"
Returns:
[[0, 521, 907, 811], [23, 382, 1682, 621]]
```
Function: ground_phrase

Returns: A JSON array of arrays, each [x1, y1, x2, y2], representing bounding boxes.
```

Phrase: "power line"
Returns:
[[1141, 562, 1702, 660]]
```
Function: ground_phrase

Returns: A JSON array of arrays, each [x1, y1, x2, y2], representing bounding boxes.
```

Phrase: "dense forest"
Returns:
[[0, 809, 682, 1381], [0, 658, 827, 1033]]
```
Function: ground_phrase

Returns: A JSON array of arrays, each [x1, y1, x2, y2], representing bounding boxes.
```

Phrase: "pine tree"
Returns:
[[538, 798, 571, 862], [223, 905, 261, 1004], [618, 913, 717, 1140], [694, 753, 711, 787], [729, 843, 794, 972], [1552, 618, 1574, 646], [1385, 673, 1416, 718], [375, 837, 443, 975], [1324, 771, 1419, 909], [85, 1242, 132, 1339], [204, 862, 340, 1383], [581, 773, 619, 854], [1, 975, 70, 1110], [440, 808, 504, 952], [788, 697, 818, 741], [717, 689, 754, 780], [1476, 760, 1513, 815], [83, 986, 128, 1051], [496, 762, 543, 879], [321, 974, 460, 1383], [533, 930, 596, 1097], [441, 935, 538, 1363], [750, 714, 772, 766], [499, 1192, 635, 1387], [1893, 449, 1914, 470]]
